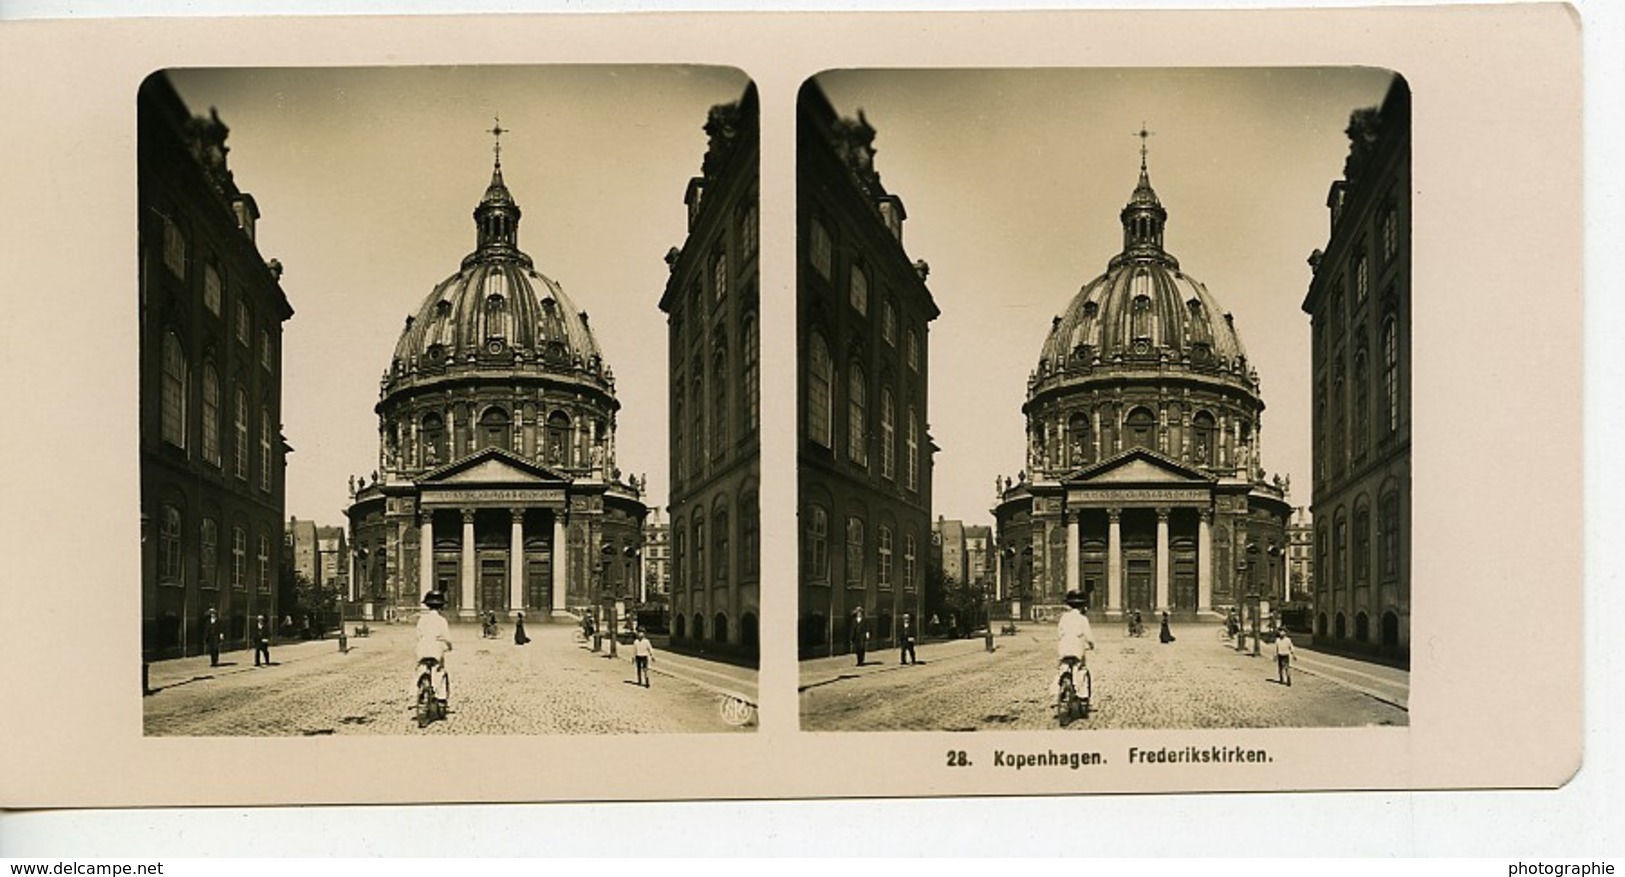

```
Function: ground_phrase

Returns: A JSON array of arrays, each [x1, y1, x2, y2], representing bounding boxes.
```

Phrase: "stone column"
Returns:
[[552, 512, 568, 613], [1198, 508, 1213, 613], [1107, 508, 1123, 612], [509, 508, 525, 614], [460, 508, 476, 616], [994, 541, 1004, 601], [1065, 509, 1081, 595], [419, 513, 433, 600], [1155, 507, 1171, 611]]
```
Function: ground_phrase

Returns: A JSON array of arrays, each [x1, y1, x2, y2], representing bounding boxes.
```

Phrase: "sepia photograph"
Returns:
[[798, 67, 1412, 732], [137, 64, 760, 735]]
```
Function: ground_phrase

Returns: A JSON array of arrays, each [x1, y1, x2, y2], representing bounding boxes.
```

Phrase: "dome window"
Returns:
[[1082, 301, 1099, 319], [484, 338, 507, 356], [479, 407, 511, 452], [426, 343, 445, 364], [435, 300, 452, 316], [486, 293, 506, 310], [1125, 406, 1156, 450]]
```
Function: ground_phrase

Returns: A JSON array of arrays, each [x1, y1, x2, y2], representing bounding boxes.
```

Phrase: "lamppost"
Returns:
[[1246, 541, 1262, 657], [598, 539, 618, 658]]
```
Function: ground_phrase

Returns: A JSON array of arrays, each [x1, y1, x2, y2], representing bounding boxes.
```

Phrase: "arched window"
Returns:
[[233, 386, 248, 480], [1354, 345, 1370, 459], [259, 404, 272, 490], [1354, 498, 1371, 586], [849, 264, 869, 316], [159, 504, 183, 584], [693, 515, 706, 596], [201, 364, 220, 465], [903, 533, 917, 591], [714, 507, 729, 584], [199, 517, 218, 589], [882, 298, 896, 346], [231, 525, 246, 589], [1126, 406, 1156, 450], [1383, 316, 1400, 433], [1131, 294, 1152, 340], [741, 313, 759, 436], [905, 406, 919, 491], [879, 388, 896, 480], [161, 332, 187, 449], [807, 332, 833, 447], [848, 363, 867, 465], [712, 345, 728, 455], [257, 532, 271, 592], [1067, 412, 1091, 468], [740, 488, 759, 580], [546, 411, 571, 466], [877, 526, 893, 588], [480, 407, 511, 452], [1380, 490, 1401, 580], [714, 612, 728, 644], [422, 413, 446, 466], [805, 504, 829, 582], [1334, 510, 1348, 590], [845, 516, 864, 586]]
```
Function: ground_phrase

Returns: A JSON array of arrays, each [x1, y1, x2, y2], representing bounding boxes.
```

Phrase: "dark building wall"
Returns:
[[139, 72, 293, 660], [1303, 75, 1411, 662], [661, 85, 761, 663], [798, 81, 939, 658]]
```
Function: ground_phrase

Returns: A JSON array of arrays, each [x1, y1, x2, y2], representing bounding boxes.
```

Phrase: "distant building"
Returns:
[[286, 517, 319, 587], [660, 84, 761, 663], [139, 72, 293, 660], [1302, 75, 1410, 662], [993, 137, 1290, 622], [641, 508, 671, 602], [346, 133, 647, 624], [1287, 506, 1313, 602], [798, 81, 940, 658]]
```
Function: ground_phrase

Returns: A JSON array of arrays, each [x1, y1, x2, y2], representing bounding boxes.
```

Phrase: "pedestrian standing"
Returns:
[[1275, 627, 1294, 686], [898, 612, 918, 665], [513, 611, 530, 645], [850, 607, 869, 666], [633, 628, 653, 687], [1159, 611, 1176, 644], [253, 615, 272, 666], [204, 608, 222, 667]]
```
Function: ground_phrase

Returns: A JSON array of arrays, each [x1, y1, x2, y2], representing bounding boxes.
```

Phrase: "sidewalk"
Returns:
[[1207, 626, 1409, 711], [798, 635, 997, 690], [577, 637, 758, 706], [144, 629, 388, 693]]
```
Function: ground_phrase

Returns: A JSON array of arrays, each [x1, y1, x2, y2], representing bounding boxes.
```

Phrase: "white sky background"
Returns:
[[169, 65, 751, 525], [817, 67, 1395, 528]]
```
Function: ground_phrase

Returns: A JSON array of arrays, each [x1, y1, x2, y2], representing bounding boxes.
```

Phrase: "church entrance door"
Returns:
[[479, 555, 506, 613], [526, 558, 551, 614], [1126, 555, 1153, 611]]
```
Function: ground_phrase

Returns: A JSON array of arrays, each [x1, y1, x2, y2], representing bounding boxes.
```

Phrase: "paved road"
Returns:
[[799, 622, 1409, 732], [144, 622, 755, 736]]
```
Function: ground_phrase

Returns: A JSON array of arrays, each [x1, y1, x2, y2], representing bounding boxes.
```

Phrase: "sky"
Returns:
[[169, 65, 751, 524], [816, 67, 1397, 528]]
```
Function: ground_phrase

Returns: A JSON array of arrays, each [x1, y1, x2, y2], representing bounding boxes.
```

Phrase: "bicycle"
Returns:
[[1055, 656, 1092, 724]]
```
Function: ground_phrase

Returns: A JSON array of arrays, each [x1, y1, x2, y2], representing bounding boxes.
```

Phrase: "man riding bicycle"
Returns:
[[1052, 590, 1095, 703]]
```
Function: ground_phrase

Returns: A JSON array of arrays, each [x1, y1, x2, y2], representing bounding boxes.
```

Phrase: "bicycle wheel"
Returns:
[[416, 680, 434, 728]]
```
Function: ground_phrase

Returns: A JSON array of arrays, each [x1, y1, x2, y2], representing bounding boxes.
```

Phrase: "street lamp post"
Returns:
[[1246, 541, 1262, 657]]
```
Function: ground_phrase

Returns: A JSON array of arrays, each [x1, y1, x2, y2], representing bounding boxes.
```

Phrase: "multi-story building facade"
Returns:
[[660, 85, 761, 663], [139, 72, 294, 660], [993, 141, 1291, 623], [798, 81, 940, 658], [347, 137, 647, 625], [1302, 75, 1411, 663], [286, 517, 320, 585], [641, 508, 671, 602], [1287, 506, 1314, 603]]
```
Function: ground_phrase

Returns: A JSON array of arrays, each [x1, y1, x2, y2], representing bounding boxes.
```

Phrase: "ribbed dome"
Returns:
[[385, 163, 611, 395], [1034, 163, 1251, 383]]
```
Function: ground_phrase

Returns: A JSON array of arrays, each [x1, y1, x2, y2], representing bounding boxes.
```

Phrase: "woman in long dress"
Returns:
[[513, 611, 530, 645], [1158, 611, 1176, 644]]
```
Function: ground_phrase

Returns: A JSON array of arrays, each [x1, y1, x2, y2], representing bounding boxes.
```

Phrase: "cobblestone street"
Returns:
[[799, 621, 1408, 731], [144, 622, 755, 735]]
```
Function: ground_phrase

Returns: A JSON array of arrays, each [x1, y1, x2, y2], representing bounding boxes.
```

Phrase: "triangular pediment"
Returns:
[[418, 447, 571, 486], [1063, 448, 1213, 486]]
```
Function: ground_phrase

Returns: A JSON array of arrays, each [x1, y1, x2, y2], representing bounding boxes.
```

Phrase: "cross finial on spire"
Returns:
[[488, 115, 508, 168], [1135, 123, 1154, 171]]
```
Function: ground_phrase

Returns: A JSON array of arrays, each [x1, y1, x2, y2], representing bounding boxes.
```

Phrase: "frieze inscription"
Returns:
[[424, 488, 566, 505], [1069, 488, 1207, 505]]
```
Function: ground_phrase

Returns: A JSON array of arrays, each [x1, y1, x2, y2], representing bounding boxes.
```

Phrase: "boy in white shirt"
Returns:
[[633, 627, 653, 688]]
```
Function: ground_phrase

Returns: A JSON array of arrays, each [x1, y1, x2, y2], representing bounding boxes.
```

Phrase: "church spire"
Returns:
[[1111, 124, 1176, 269], [466, 116, 529, 269]]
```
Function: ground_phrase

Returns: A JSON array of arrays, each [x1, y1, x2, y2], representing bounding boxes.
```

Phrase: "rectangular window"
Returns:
[[712, 250, 728, 302], [232, 527, 246, 590], [906, 329, 919, 371], [905, 409, 919, 491], [236, 300, 250, 345], [1382, 203, 1399, 264], [160, 506, 183, 584], [258, 534, 271, 593], [200, 518, 217, 589], [806, 505, 828, 582], [740, 202, 759, 261], [849, 264, 869, 316], [882, 299, 896, 346], [162, 216, 186, 278], [877, 527, 893, 588], [903, 535, 916, 591], [810, 218, 832, 280], [1354, 248, 1369, 307], [259, 407, 273, 491], [260, 327, 272, 370], [203, 263, 222, 315]]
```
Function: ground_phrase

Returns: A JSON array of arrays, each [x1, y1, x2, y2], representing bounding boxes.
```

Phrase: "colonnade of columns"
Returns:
[[1061, 505, 1214, 614], [418, 506, 568, 617]]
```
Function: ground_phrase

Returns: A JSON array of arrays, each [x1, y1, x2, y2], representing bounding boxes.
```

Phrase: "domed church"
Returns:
[[994, 143, 1290, 622], [347, 137, 647, 622]]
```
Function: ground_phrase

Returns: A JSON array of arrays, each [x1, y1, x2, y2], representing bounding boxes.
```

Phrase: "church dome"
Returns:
[[384, 161, 612, 398], [1032, 157, 1256, 396]]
